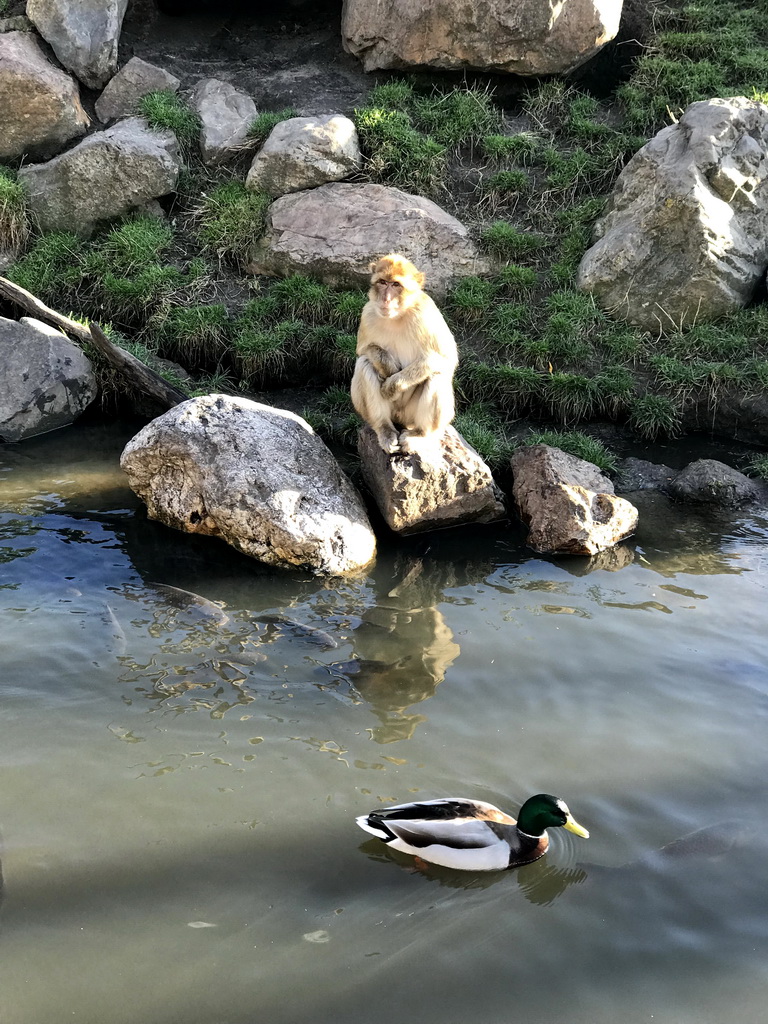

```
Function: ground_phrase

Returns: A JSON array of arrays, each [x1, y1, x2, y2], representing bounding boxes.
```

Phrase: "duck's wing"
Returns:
[[369, 798, 517, 824]]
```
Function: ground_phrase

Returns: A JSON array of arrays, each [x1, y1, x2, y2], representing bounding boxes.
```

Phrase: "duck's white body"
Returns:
[[356, 797, 545, 872]]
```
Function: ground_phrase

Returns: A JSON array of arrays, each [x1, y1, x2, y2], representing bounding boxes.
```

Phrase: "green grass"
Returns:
[[454, 403, 512, 468], [247, 108, 300, 145], [481, 133, 540, 162], [618, 1, 768, 131], [0, 165, 28, 255], [354, 106, 445, 195], [523, 429, 618, 475], [139, 90, 200, 143], [7, 231, 85, 301], [157, 303, 229, 359], [628, 394, 683, 440], [482, 222, 544, 261], [744, 453, 768, 481], [486, 169, 530, 195], [197, 181, 271, 268]]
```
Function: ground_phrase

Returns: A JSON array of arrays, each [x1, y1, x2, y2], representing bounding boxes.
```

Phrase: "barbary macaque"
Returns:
[[350, 254, 458, 455]]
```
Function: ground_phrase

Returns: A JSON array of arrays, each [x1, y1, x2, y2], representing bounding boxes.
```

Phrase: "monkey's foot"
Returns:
[[398, 430, 432, 455], [376, 429, 401, 454]]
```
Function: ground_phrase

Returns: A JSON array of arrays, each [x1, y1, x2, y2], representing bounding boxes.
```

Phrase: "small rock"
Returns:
[[0, 316, 97, 442], [668, 459, 761, 508], [358, 425, 506, 534], [511, 444, 638, 555], [95, 56, 181, 125], [192, 78, 257, 166], [246, 114, 362, 196], [615, 456, 677, 494]]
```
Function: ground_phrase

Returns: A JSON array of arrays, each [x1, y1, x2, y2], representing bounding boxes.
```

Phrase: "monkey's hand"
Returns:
[[381, 373, 410, 399]]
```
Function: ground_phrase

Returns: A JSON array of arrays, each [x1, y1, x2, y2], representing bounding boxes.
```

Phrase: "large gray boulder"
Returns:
[[358, 425, 506, 534], [95, 56, 180, 124], [577, 98, 768, 330], [0, 31, 88, 161], [19, 117, 181, 236], [27, 0, 129, 89], [0, 317, 97, 442], [342, 0, 621, 75], [191, 78, 257, 166], [511, 444, 638, 555], [668, 459, 762, 508], [120, 395, 377, 577], [248, 182, 486, 295], [246, 114, 362, 196]]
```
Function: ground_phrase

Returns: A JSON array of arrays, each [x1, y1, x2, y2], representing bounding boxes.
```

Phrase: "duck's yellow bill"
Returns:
[[564, 815, 589, 839]]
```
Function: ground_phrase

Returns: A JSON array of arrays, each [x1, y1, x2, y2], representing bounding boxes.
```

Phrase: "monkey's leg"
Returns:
[[398, 376, 454, 454], [351, 358, 401, 454]]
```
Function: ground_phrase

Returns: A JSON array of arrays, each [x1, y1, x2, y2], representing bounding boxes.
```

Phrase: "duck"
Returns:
[[356, 793, 589, 871]]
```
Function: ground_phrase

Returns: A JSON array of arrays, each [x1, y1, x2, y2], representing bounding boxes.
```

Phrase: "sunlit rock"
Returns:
[[577, 97, 768, 329], [120, 394, 377, 576], [246, 114, 362, 196], [358, 425, 506, 534], [511, 444, 638, 555], [342, 0, 621, 76]]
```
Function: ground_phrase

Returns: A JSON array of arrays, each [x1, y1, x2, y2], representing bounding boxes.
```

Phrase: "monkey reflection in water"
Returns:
[[324, 554, 461, 743], [351, 254, 458, 456]]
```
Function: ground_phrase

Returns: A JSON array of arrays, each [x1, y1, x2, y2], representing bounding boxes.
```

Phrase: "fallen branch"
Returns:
[[0, 275, 188, 410]]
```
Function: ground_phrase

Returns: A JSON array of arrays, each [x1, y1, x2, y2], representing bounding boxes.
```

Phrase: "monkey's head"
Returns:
[[368, 253, 425, 319]]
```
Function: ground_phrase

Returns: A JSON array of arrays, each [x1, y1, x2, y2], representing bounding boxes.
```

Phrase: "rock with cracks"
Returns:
[[27, 0, 129, 90], [577, 97, 768, 330], [0, 31, 88, 161], [19, 117, 180, 235], [248, 182, 485, 295], [358, 425, 506, 534], [511, 444, 638, 555], [342, 0, 621, 76], [246, 114, 362, 197], [0, 316, 97, 442], [120, 395, 377, 576]]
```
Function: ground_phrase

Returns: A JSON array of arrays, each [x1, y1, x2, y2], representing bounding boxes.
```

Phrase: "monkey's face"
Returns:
[[371, 276, 416, 319]]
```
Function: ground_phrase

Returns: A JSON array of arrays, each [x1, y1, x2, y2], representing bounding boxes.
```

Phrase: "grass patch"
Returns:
[[482, 222, 544, 261], [628, 394, 683, 440], [197, 181, 271, 269], [0, 165, 28, 256], [454, 403, 512, 468], [744, 453, 768, 481], [139, 90, 200, 144]]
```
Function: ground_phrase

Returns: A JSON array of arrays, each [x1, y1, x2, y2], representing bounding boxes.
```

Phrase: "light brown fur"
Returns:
[[350, 253, 458, 455]]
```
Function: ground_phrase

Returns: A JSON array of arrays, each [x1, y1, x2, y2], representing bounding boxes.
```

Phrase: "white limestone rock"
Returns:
[[246, 114, 362, 196]]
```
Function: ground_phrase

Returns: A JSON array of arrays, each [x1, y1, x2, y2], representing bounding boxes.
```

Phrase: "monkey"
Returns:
[[350, 254, 458, 456]]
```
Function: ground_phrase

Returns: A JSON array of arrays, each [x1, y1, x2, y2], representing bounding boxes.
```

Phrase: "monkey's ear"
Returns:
[[368, 260, 379, 274], [415, 271, 426, 288]]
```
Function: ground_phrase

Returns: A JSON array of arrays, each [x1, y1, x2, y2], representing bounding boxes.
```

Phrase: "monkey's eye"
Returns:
[[391, 281, 403, 289]]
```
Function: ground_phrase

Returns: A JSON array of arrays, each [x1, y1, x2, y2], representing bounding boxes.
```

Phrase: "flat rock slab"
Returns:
[[121, 394, 377, 576], [248, 181, 485, 296], [511, 444, 638, 555], [359, 425, 506, 534]]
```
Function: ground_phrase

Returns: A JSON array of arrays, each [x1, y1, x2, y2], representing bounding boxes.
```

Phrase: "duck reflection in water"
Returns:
[[321, 552, 464, 743]]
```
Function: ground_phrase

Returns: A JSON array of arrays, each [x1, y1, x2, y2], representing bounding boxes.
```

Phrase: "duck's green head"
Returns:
[[517, 794, 590, 839]]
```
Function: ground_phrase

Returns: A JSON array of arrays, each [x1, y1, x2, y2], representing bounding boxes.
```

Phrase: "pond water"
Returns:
[[1, 421, 768, 1024]]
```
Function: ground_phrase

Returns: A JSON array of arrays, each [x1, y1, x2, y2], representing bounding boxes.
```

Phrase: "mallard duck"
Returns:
[[356, 793, 589, 871]]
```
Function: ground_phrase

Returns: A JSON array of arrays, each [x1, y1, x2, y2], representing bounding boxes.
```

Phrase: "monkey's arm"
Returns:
[[360, 343, 400, 380], [381, 352, 451, 397]]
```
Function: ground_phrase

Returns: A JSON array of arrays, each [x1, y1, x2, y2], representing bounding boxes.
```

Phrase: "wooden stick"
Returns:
[[0, 275, 188, 410]]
